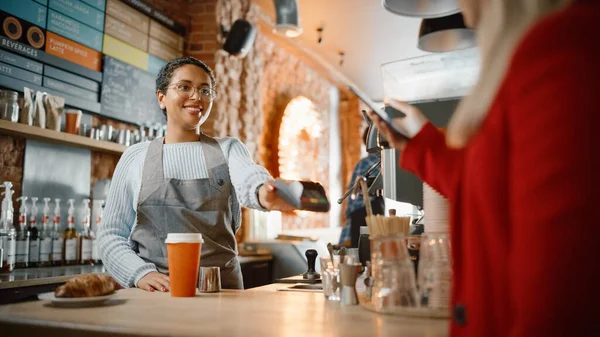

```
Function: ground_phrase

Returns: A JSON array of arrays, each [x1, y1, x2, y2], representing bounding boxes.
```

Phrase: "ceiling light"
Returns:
[[417, 13, 476, 52], [382, 0, 460, 18], [273, 0, 303, 38]]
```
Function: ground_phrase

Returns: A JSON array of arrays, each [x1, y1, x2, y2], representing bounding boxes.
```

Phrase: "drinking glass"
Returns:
[[320, 256, 340, 301], [417, 233, 452, 310]]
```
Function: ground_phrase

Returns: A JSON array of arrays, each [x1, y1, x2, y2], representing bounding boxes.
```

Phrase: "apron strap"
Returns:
[[141, 137, 165, 181]]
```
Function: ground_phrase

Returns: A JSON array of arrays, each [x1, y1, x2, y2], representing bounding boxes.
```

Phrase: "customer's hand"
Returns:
[[368, 100, 429, 151], [137, 272, 170, 292], [258, 181, 296, 212]]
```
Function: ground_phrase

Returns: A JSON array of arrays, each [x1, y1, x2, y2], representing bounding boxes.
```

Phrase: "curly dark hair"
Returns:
[[155, 57, 216, 118]]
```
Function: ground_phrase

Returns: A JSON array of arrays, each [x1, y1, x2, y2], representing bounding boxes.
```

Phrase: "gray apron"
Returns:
[[131, 135, 243, 289]]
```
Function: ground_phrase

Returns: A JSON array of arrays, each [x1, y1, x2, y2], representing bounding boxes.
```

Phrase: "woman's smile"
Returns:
[[183, 104, 203, 116]]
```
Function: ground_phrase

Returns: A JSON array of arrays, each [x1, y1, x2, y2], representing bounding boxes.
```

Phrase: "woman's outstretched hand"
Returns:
[[368, 99, 429, 151], [258, 181, 296, 212]]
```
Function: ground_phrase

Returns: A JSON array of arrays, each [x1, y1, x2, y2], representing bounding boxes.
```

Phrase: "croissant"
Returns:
[[55, 274, 120, 298]]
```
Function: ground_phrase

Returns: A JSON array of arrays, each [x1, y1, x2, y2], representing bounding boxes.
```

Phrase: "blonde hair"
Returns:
[[446, 0, 573, 148]]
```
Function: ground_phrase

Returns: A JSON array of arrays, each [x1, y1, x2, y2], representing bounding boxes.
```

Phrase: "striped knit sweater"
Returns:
[[97, 137, 271, 288]]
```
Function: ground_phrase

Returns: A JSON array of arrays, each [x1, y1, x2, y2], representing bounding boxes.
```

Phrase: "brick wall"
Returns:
[[186, 0, 219, 70]]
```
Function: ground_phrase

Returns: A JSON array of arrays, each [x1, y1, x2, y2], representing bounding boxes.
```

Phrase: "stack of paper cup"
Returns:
[[422, 183, 450, 233], [421, 184, 451, 311]]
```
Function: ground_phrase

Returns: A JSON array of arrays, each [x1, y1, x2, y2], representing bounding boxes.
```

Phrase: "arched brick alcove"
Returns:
[[259, 91, 329, 179], [212, 0, 364, 232]]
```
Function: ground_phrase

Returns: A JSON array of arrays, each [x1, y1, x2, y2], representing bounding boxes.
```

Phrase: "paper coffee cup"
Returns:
[[165, 233, 203, 297]]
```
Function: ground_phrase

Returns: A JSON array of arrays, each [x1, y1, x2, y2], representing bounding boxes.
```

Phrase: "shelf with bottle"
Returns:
[[78, 199, 93, 266], [38, 198, 53, 267], [0, 182, 16, 273], [63, 199, 78, 266], [0, 187, 104, 272], [91, 200, 104, 266], [51, 198, 64, 267], [15, 196, 30, 269]]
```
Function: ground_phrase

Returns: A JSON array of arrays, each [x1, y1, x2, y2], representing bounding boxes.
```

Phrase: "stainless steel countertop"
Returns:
[[0, 255, 272, 290], [0, 265, 107, 289]]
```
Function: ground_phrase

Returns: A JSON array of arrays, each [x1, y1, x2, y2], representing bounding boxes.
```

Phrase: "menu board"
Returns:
[[100, 55, 163, 125]]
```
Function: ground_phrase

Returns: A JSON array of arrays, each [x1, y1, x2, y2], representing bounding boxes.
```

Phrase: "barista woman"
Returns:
[[98, 57, 294, 291]]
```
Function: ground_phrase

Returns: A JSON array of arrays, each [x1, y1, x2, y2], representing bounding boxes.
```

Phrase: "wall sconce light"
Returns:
[[417, 13, 476, 52], [221, 19, 257, 58], [273, 0, 303, 38], [382, 0, 460, 18]]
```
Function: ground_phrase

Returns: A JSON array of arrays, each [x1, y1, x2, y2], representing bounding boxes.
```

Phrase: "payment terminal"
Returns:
[[273, 179, 331, 213]]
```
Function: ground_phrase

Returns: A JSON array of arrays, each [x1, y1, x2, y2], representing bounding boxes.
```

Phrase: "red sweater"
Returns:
[[401, 2, 600, 336]]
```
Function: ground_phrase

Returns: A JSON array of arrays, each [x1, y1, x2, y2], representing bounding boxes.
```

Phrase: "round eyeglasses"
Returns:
[[168, 82, 218, 102]]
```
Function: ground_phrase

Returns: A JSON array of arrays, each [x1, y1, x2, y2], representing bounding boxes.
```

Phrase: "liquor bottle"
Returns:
[[28, 197, 40, 267], [39, 198, 53, 267], [62, 199, 78, 265], [91, 200, 104, 265], [15, 197, 30, 268], [78, 199, 93, 265], [0, 182, 16, 273], [51, 198, 64, 266]]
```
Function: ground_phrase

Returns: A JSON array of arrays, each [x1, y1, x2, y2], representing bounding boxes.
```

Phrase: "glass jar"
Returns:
[[370, 234, 418, 313], [0, 90, 19, 122]]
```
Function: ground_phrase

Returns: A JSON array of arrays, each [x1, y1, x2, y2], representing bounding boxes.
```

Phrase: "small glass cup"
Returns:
[[198, 266, 221, 293], [417, 233, 452, 310], [64, 109, 82, 134], [319, 256, 340, 301]]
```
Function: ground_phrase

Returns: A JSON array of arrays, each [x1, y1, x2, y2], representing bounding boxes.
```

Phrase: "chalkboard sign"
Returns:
[[100, 56, 163, 125]]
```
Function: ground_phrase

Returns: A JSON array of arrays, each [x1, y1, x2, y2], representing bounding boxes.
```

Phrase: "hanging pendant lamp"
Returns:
[[382, 0, 460, 18], [417, 13, 476, 52]]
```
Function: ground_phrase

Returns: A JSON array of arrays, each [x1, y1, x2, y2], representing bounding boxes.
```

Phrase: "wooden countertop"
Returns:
[[0, 256, 272, 290], [0, 287, 449, 337]]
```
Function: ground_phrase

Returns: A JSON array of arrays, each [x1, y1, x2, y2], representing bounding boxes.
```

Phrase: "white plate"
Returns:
[[38, 291, 116, 307]]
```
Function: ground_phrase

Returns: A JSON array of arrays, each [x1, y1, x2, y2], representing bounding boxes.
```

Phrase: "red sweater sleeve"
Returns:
[[506, 5, 599, 336], [400, 122, 464, 199]]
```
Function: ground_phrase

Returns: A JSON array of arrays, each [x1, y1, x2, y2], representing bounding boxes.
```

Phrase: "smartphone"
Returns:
[[349, 86, 405, 134]]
